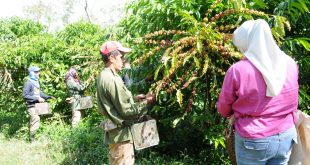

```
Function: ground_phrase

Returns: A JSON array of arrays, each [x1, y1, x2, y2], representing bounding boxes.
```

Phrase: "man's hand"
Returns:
[[87, 76, 94, 83], [135, 94, 146, 102], [38, 97, 45, 103], [145, 93, 156, 104]]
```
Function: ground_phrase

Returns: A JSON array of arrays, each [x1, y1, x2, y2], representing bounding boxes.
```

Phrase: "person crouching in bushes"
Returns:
[[23, 66, 53, 142], [65, 68, 93, 127]]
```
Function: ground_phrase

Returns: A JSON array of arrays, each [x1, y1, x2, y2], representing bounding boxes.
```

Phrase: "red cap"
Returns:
[[100, 41, 132, 56]]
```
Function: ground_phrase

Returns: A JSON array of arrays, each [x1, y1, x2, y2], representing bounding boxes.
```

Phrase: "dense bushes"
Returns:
[[0, 0, 309, 164], [0, 18, 109, 163]]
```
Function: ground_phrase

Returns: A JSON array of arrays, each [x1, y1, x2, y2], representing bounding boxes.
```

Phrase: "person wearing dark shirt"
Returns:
[[23, 66, 52, 142]]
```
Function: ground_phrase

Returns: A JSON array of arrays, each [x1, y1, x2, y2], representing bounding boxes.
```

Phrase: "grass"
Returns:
[[0, 111, 230, 165], [0, 133, 63, 165]]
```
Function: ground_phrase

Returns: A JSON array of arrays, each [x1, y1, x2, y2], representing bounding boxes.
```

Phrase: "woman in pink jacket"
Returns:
[[217, 19, 298, 164]]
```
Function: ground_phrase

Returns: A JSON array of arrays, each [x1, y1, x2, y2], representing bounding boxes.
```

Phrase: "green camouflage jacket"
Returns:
[[66, 78, 86, 110], [96, 68, 148, 144]]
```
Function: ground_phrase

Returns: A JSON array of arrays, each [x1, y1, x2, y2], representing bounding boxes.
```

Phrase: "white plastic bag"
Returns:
[[289, 110, 310, 165]]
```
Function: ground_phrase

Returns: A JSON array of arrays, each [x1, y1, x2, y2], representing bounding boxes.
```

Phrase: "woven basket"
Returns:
[[225, 124, 237, 165]]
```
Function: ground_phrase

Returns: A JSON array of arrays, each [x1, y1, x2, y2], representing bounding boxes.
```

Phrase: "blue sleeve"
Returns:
[[40, 92, 51, 100], [23, 81, 39, 103]]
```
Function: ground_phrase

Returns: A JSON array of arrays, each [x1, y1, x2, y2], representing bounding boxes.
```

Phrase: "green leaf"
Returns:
[[193, 56, 201, 69], [172, 54, 178, 68], [219, 137, 226, 148], [183, 55, 191, 65], [196, 39, 202, 53], [299, 88, 310, 101], [252, 0, 266, 8], [164, 64, 169, 77], [201, 57, 209, 75], [214, 140, 219, 149], [231, 0, 245, 11], [292, 1, 308, 12], [154, 64, 163, 80], [271, 16, 288, 43], [172, 118, 181, 128], [163, 47, 173, 57], [299, 39, 310, 51]]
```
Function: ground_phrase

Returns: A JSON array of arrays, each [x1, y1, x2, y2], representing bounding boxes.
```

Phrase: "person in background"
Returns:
[[96, 41, 155, 165], [65, 68, 93, 127], [23, 66, 53, 142], [217, 19, 299, 164]]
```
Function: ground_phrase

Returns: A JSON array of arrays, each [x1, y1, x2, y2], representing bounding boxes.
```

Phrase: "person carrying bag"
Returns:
[[65, 68, 94, 127], [217, 19, 299, 164], [96, 41, 156, 165], [23, 66, 54, 142]]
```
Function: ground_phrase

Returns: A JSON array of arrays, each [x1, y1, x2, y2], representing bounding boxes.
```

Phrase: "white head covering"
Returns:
[[232, 19, 288, 97]]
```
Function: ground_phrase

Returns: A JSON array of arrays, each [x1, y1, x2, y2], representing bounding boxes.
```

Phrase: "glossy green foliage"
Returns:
[[116, 0, 310, 163]]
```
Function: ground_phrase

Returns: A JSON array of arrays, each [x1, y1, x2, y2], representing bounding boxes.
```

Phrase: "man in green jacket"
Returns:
[[97, 41, 155, 165]]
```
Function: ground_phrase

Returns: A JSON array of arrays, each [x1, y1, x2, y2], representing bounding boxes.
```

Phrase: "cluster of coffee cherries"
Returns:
[[144, 30, 187, 39]]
